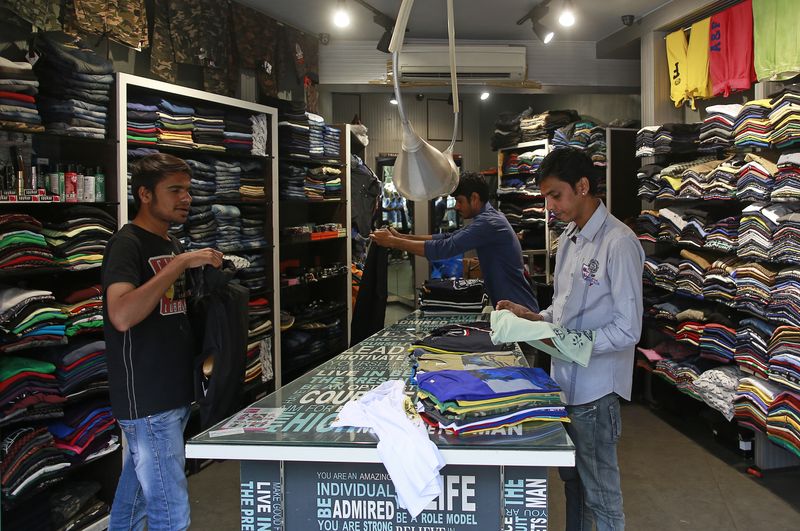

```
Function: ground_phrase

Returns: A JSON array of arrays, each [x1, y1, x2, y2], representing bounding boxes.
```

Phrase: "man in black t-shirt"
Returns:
[[103, 153, 222, 531]]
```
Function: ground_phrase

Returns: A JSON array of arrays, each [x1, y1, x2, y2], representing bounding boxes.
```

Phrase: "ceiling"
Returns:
[[238, 0, 672, 43]]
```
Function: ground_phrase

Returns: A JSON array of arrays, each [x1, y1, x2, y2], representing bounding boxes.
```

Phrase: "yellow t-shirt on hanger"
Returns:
[[666, 29, 688, 108], [686, 18, 713, 105]]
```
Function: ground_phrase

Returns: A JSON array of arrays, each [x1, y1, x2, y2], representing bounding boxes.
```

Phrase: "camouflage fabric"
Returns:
[[151, 0, 234, 94], [301, 32, 320, 113], [64, 0, 148, 50], [0, 0, 60, 31], [277, 25, 305, 101], [231, 1, 279, 98]]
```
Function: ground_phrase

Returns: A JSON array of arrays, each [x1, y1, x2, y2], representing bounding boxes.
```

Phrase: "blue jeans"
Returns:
[[560, 393, 625, 531], [110, 406, 191, 531]]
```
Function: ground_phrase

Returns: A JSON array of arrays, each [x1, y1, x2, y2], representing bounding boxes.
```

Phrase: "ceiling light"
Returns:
[[533, 21, 555, 44], [389, 97, 398, 105], [333, 0, 351, 28], [480, 92, 490, 101], [558, 0, 575, 27]]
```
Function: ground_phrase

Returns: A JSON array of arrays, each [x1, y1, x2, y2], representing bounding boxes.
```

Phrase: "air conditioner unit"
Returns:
[[397, 45, 526, 82]]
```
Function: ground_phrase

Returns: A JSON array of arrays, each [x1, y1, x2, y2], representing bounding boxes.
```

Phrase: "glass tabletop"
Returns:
[[189, 311, 574, 452]]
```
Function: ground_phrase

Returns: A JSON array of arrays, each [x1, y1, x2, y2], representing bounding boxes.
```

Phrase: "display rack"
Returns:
[[115, 72, 281, 397]]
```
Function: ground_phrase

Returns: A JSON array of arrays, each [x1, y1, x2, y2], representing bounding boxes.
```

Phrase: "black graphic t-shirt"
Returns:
[[102, 224, 194, 420]]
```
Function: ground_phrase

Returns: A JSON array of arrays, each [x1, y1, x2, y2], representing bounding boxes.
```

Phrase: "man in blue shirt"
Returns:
[[370, 172, 539, 311], [497, 149, 644, 531]]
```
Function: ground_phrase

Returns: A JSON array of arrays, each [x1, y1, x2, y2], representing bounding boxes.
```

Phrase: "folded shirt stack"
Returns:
[[768, 84, 800, 151], [766, 388, 800, 458], [418, 279, 489, 315], [224, 111, 253, 153], [47, 399, 117, 465], [491, 107, 529, 150], [768, 352, 800, 394], [126, 100, 158, 144], [737, 202, 800, 261], [704, 216, 739, 253], [31, 33, 113, 139], [323, 125, 341, 161], [185, 205, 217, 250], [636, 210, 660, 243], [192, 104, 226, 151], [675, 250, 713, 298], [0, 288, 68, 355], [733, 262, 779, 317], [770, 210, 800, 264], [409, 349, 528, 380], [735, 317, 775, 379], [0, 214, 55, 271], [734, 376, 784, 431], [658, 206, 689, 243], [0, 426, 71, 510], [636, 163, 663, 200], [0, 57, 42, 133], [213, 159, 242, 200], [239, 160, 265, 200], [678, 208, 714, 248], [417, 367, 568, 435], [702, 256, 743, 306], [654, 123, 702, 155], [691, 365, 743, 420], [307, 166, 342, 200], [156, 98, 195, 149], [699, 104, 742, 151], [654, 257, 681, 292], [307, 112, 325, 160], [653, 356, 720, 401], [635, 126, 659, 157], [733, 99, 773, 148], [704, 155, 745, 200], [279, 161, 308, 201], [41, 207, 116, 271], [678, 159, 724, 198], [642, 257, 658, 287], [771, 152, 800, 202], [212, 204, 242, 254], [39, 338, 107, 401], [699, 320, 737, 363], [737, 153, 778, 202], [279, 104, 311, 159], [185, 158, 218, 206], [0, 355, 65, 432]]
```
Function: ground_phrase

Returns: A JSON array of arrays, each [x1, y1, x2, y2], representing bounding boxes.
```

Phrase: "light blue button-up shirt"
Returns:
[[539, 202, 645, 405]]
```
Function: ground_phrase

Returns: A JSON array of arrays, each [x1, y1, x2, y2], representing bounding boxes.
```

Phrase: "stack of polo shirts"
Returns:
[[643, 257, 659, 286], [771, 211, 800, 264], [734, 376, 784, 431], [704, 155, 745, 200], [0, 57, 42, 132], [224, 112, 253, 153], [704, 216, 739, 253], [698, 314, 737, 363], [699, 104, 742, 151], [0, 287, 68, 354], [416, 367, 568, 435], [658, 207, 688, 243], [1, 426, 70, 509], [679, 209, 712, 248], [636, 164, 662, 200], [768, 353, 800, 393], [157, 99, 195, 149], [62, 285, 104, 338], [654, 356, 718, 399], [279, 106, 311, 160], [0, 214, 55, 271], [47, 399, 117, 465], [654, 123, 701, 154], [418, 279, 488, 314], [737, 203, 797, 261], [733, 99, 773, 148], [0, 356, 65, 428], [636, 210, 660, 243], [766, 390, 800, 458], [323, 125, 341, 160], [654, 257, 681, 291], [768, 325, 800, 361], [702, 256, 743, 306], [410, 321, 509, 355], [192, 105, 226, 152], [635, 126, 659, 157], [770, 152, 800, 201], [674, 321, 704, 347], [126, 101, 158, 145], [675, 250, 713, 298], [43, 339, 108, 401], [410, 349, 527, 381], [768, 85, 800, 150], [735, 317, 775, 379], [737, 153, 778, 201], [734, 262, 779, 317], [678, 159, 723, 198], [41, 206, 116, 270]]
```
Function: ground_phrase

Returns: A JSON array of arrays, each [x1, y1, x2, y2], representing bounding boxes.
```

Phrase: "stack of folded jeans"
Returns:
[[0, 57, 42, 132], [279, 162, 308, 200], [236, 250, 269, 295], [323, 125, 341, 160], [32, 32, 112, 139], [279, 105, 311, 159], [169, 223, 189, 248], [308, 112, 325, 159], [193, 105, 226, 152], [238, 205, 269, 254], [239, 160, 265, 200], [185, 159, 217, 206], [185, 206, 217, 250], [212, 204, 242, 253], [214, 160, 242, 200], [224, 112, 253, 152], [41, 207, 116, 271], [157, 99, 195, 149], [126, 100, 159, 145]]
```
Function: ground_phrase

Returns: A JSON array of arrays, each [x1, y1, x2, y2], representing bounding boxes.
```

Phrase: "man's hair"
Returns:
[[451, 171, 489, 202], [536, 148, 598, 195], [130, 153, 192, 211]]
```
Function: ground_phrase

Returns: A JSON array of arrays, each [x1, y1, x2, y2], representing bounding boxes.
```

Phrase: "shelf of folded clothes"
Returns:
[[279, 155, 344, 167], [126, 141, 271, 161], [0, 130, 117, 145]]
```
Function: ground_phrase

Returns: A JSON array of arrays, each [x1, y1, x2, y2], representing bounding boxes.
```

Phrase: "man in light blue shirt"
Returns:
[[498, 148, 644, 531]]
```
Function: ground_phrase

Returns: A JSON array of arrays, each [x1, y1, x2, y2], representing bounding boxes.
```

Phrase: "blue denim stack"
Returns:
[[185, 159, 218, 206], [278, 104, 310, 160], [323, 125, 341, 161], [308, 113, 325, 160], [212, 204, 242, 254], [237, 205, 268, 253], [239, 161, 265, 200], [279, 162, 308, 201], [213, 160, 241, 200], [0, 57, 42, 132], [236, 252, 269, 295], [186, 206, 217, 250], [32, 33, 113, 138]]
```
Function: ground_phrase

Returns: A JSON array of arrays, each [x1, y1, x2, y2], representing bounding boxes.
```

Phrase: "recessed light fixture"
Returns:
[[389, 97, 398, 105], [558, 0, 576, 27], [333, 0, 351, 28], [480, 92, 490, 101]]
